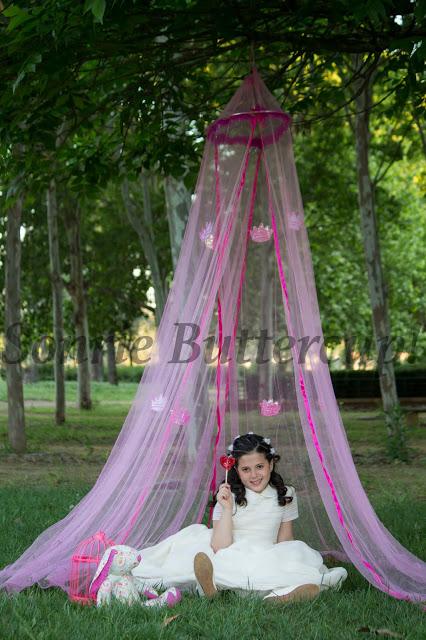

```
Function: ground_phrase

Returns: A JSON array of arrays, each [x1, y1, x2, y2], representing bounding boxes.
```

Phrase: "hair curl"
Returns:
[[212, 433, 293, 508]]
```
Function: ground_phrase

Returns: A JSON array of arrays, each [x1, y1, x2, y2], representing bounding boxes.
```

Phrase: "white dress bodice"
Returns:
[[231, 486, 288, 546]]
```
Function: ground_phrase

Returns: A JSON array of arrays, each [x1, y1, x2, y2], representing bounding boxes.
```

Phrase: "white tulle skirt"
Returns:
[[132, 524, 348, 599]]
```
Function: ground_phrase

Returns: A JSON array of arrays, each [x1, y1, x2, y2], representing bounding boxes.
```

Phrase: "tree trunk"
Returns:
[[46, 179, 66, 423], [4, 195, 26, 452], [164, 176, 190, 270], [343, 334, 354, 370], [91, 337, 104, 381], [63, 200, 92, 409], [25, 361, 39, 383], [352, 54, 406, 458], [121, 176, 167, 325], [105, 331, 118, 385], [413, 111, 426, 157]]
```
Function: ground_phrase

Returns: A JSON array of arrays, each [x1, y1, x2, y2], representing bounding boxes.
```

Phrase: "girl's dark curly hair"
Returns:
[[213, 433, 293, 508]]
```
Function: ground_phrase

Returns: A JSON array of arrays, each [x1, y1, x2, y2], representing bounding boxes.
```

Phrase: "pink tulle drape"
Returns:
[[1, 70, 424, 603]]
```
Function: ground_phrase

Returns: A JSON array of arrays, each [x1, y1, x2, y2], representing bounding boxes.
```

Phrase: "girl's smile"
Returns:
[[236, 451, 274, 493]]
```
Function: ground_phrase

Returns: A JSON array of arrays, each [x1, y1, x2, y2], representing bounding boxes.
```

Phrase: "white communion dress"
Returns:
[[132, 485, 348, 599]]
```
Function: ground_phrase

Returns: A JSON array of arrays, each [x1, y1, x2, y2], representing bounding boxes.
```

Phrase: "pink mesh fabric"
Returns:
[[1, 70, 424, 603]]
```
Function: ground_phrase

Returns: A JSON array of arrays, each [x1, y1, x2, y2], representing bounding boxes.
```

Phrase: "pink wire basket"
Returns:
[[69, 530, 115, 605]]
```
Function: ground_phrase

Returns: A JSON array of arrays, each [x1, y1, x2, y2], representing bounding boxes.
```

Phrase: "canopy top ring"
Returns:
[[206, 108, 291, 148]]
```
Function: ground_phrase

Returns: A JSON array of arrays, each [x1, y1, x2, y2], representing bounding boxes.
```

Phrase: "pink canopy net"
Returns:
[[1, 70, 424, 604]]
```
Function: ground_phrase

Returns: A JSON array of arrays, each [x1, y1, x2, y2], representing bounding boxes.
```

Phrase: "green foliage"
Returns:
[[0, 1, 424, 151], [296, 119, 372, 348], [83, 0, 106, 24]]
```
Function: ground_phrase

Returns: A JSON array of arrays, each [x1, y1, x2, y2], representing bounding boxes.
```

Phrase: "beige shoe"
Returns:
[[194, 552, 218, 598], [265, 584, 320, 604]]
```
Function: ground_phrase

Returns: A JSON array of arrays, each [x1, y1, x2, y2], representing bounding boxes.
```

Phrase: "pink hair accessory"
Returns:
[[170, 408, 190, 426], [260, 399, 281, 416], [250, 222, 273, 242]]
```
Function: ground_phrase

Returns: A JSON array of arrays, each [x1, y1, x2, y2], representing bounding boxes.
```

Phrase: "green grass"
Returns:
[[0, 582, 424, 640], [0, 382, 425, 638], [0, 484, 425, 640], [0, 379, 139, 403]]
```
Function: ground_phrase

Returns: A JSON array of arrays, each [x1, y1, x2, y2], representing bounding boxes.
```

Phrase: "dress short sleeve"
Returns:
[[281, 486, 299, 522], [212, 494, 235, 520]]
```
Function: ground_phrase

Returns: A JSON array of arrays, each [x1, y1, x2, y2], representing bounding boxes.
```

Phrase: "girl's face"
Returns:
[[236, 451, 273, 493]]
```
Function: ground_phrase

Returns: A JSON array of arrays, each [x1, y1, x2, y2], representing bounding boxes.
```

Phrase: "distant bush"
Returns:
[[14, 363, 145, 384], [331, 366, 426, 397], [115, 366, 145, 382], [244, 365, 426, 398]]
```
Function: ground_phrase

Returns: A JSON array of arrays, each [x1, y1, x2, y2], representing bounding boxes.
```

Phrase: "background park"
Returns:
[[0, 1, 425, 639]]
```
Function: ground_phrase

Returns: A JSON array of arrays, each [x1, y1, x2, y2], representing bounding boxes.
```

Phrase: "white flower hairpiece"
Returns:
[[270, 447, 276, 454], [227, 434, 242, 451], [263, 437, 271, 445]]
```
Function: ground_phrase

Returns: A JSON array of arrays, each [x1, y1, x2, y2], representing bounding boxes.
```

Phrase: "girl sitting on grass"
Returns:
[[132, 433, 347, 603]]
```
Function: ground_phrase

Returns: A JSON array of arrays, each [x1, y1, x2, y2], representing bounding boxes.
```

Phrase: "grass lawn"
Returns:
[[0, 381, 425, 639]]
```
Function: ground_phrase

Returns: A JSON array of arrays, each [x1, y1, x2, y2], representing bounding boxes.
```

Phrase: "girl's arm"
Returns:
[[210, 510, 233, 553], [210, 483, 233, 553], [277, 521, 294, 543]]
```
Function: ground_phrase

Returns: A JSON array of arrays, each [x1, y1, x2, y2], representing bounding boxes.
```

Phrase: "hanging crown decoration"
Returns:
[[199, 222, 215, 249], [151, 394, 167, 412], [170, 408, 190, 426], [288, 211, 303, 230], [259, 398, 281, 416], [250, 223, 273, 243]]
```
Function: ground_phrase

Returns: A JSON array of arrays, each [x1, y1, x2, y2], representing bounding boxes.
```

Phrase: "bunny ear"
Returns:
[[89, 548, 118, 599]]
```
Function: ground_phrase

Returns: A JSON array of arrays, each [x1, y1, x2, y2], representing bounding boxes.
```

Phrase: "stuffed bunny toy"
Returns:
[[89, 544, 146, 606]]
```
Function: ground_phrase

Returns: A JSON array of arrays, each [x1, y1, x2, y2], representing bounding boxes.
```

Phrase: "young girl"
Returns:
[[132, 433, 348, 603]]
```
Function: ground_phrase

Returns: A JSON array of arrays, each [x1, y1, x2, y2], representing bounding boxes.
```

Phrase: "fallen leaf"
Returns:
[[376, 630, 404, 639], [162, 614, 180, 627]]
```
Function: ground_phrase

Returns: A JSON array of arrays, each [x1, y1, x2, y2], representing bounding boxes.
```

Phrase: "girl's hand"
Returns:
[[216, 483, 233, 510]]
